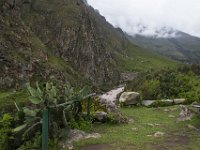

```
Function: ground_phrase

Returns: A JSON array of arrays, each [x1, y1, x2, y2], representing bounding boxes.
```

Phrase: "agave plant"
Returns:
[[14, 82, 93, 149], [59, 85, 93, 128]]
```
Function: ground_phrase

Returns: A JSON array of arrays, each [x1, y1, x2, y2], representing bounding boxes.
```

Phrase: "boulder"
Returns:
[[174, 98, 186, 104], [154, 131, 165, 137], [99, 87, 125, 104], [98, 87, 128, 123], [119, 92, 140, 105], [61, 129, 101, 150], [142, 100, 156, 106], [176, 105, 193, 122], [94, 111, 108, 122], [161, 99, 174, 104]]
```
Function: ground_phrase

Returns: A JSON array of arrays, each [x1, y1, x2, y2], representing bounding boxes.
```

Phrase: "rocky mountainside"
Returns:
[[0, 0, 178, 90], [128, 29, 200, 63]]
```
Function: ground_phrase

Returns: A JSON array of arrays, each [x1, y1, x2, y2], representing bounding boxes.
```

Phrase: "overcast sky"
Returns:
[[87, 0, 200, 37]]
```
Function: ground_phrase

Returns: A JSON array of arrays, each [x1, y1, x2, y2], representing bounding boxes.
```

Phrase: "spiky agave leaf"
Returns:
[[62, 105, 71, 127], [27, 83, 38, 97], [48, 85, 57, 104], [29, 96, 43, 104], [23, 107, 37, 117], [13, 124, 27, 133], [46, 82, 52, 92], [64, 85, 74, 99], [27, 82, 43, 104], [14, 101, 20, 111], [23, 121, 42, 137], [36, 81, 43, 97]]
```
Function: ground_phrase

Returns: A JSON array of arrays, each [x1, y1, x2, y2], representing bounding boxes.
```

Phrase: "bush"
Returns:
[[128, 65, 200, 104], [0, 114, 15, 150], [139, 79, 160, 100], [150, 100, 174, 107], [107, 113, 119, 124], [69, 117, 93, 132]]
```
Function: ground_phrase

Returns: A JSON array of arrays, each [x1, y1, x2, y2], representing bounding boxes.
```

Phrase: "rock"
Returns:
[[168, 115, 175, 118], [161, 99, 174, 104], [174, 98, 186, 104], [128, 118, 134, 124], [85, 133, 101, 139], [0, 76, 15, 89], [164, 108, 170, 112], [154, 131, 165, 137], [176, 105, 193, 122], [94, 111, 108, 122], [66, 143, 73, 150], [170, 108, 178, 111], [142, 100, 155, 106], [147, 123, 155, 127], [99, 87, 125, 104], [119, 92, 140, 105], [98, 87, 128, 124], [120, 72, 138, 82], [131, 127, 138, 131], [187, 124, 198, 130], [155, 123, 161, 126], [191, 101, 199, 105], [62, 129, 101, 150]]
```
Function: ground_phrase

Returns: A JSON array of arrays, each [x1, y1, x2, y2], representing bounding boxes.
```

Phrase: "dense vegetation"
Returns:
[[0, 81, 123, 149], [0, 82, 94, 149], [128, 64, 200, 103]]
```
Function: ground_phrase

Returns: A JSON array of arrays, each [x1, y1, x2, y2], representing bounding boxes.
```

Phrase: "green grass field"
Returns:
[[74, 106, 200, 150], [116, 44, 180, 72]]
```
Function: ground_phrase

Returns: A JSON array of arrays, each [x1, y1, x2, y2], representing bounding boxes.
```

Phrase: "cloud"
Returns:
[[87, 0, 200, 37]]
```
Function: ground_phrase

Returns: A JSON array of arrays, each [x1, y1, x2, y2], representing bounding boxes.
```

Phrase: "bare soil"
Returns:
[[80, 144, 109, 150]]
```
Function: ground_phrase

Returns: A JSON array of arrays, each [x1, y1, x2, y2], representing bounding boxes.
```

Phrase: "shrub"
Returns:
[[13, 82, 94, 149], [69, 118, 93, 132], [139, 79, 160, 100], [150, 100, 174, 107], [128, 66, 200, 104], [0, 114, 15, 150]]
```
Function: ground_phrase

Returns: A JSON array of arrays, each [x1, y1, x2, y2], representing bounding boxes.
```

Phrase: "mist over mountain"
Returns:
[[88, 0, 200, 38], [87, 0, 200, 63], [128, 28, 200, 63], [128, 25, 179, 38]]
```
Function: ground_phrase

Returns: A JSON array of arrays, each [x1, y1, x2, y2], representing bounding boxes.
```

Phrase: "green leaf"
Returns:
[[27, 83, 37, 97], [36, 82, 43, 96], [29, 96, 42, 104], [55, 101, 73, 107], [14, 101, 20, 111], [23, 107, 37, 117], [46, 82, 52, 91], [13, 124, 27, 133], [51, 86, 57, 97]]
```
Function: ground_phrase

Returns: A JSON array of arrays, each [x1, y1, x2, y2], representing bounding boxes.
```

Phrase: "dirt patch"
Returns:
[[80, 144, 109, 150], [165, 135, 189, 147], [148, 134, 190, 150]]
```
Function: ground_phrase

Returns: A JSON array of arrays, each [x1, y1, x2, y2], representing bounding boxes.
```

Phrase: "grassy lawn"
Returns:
[[74, 106, 200, 150]]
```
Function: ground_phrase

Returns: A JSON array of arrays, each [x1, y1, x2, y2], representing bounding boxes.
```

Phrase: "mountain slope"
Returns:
[[0, 0, 178, 90], [128, 30, 200, 63]]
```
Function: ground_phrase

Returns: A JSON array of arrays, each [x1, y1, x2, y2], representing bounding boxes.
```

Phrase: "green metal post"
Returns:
[[87, 98, 91, 121], [42, 108, 49, 150]]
